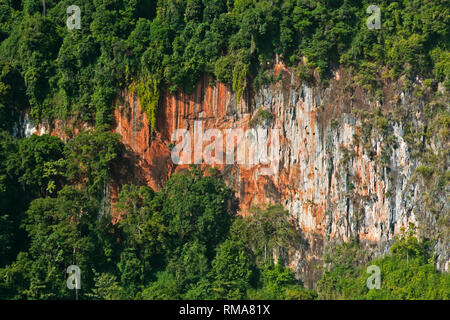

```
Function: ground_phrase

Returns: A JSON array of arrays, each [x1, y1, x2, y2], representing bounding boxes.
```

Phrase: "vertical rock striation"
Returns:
[[111, 62, 448, 288]]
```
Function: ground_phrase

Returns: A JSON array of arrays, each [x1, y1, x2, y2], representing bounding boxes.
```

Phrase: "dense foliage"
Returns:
[[317, 225, 450, 300], [0, 1, 448, 129], [0, 129, 121, 299], [0, 162, 316, 300], [1, 151, 447, 299], [0, 1, 448, 300]]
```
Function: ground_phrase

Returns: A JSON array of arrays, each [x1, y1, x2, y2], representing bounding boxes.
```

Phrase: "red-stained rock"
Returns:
[[110, 63, 436, 287], [27, 62, 446, 287]]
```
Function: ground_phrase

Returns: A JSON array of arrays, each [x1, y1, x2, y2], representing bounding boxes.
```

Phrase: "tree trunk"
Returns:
[[42, 0, 46, 16], [264, 243, 267, 262]]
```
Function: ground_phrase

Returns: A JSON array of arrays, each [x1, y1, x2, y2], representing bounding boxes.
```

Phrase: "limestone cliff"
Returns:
[[110, 61, 448, 288]]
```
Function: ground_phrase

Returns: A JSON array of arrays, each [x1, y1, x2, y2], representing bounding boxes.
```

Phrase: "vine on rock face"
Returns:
[[232, 62, 248, 105], [134, 76, 159, 136], [0, 0, 448, 301]]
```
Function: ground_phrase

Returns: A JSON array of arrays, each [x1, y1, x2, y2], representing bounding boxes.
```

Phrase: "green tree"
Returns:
[[161, 167, 232, 260], [139, 271, 181, 300], [115, 184, 165, 285], [117, 248, 144, 299], [211, 239, 252, 299], [64, 130, 122, 195], [249, 263, 316, 300], [234, 205, 299, 265], [317, 225, 450, 300], [317, 241, 368, 300], [87, 271, 122, 300], [1, 186, 111, 299]]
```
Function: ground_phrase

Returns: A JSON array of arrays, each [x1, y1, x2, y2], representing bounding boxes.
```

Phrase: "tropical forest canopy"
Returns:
[[0, 0, 448, 300], [0, 0, 448, 129]]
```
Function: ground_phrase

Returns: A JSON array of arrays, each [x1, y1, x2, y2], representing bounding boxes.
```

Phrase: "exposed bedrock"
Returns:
[[104, 62, 448, 288]]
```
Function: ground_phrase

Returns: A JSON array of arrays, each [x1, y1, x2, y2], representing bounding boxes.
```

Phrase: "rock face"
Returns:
[[112, 62, 448, 288]]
